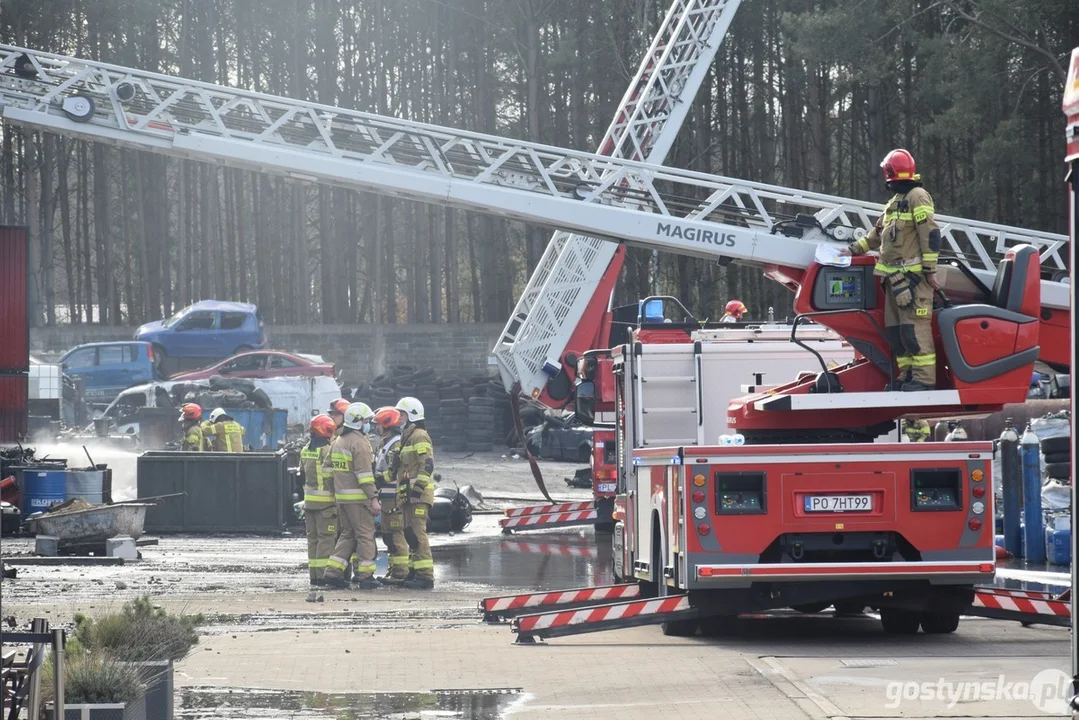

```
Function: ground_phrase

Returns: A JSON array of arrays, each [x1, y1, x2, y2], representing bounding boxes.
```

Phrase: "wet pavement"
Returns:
[[177, 687, 527, 719]]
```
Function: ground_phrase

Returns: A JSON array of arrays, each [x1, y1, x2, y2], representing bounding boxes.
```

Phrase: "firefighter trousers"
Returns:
[[305, 505, 337, 583], [379, 495, 409, 579], [883, 278, 936, 387], [324, 503, 378, 581], [404, 501, 434, 581]]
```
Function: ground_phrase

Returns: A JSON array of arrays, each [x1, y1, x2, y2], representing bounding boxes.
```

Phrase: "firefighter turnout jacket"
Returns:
[[205, 419, 245, 452], [850, 186, 941, 281], [375, 434, 403, 499], [326, 428, 376, 504], [300, 437, 335, 509], [396, 425, 435, 504], [181, 421, 208, 451]]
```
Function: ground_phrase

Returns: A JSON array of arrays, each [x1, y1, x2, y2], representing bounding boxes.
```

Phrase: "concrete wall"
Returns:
[[30, 323, 506, 383]]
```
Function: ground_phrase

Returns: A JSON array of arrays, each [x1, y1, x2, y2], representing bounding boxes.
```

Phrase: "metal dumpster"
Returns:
[[136, 450, 289, 532]]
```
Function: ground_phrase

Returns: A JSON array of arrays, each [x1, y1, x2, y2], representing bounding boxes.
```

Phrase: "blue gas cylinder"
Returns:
[[1046, 525, 1072, 566]]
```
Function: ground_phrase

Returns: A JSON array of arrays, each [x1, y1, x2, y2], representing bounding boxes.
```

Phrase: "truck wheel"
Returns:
[[879, 608, 920, 635], [661, 618, 699, 637], [792, 603, 829, 614], [920, 611, 960, 634], [698, 615, 735, 637]]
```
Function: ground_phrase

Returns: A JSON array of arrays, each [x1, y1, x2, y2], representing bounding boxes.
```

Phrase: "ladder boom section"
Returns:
[[493, 0, 742, 397], [1, 44, 1069, 314]]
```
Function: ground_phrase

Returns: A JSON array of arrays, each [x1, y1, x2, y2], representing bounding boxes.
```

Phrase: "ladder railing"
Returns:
[[1, 43, 1069, 323], [492, 0, 743, 399]]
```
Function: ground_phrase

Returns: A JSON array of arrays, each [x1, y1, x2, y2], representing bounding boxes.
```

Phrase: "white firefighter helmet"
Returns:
[[342, 402, 374, 430], [395, 396, 424, 422], [209, 407, 227, 423]]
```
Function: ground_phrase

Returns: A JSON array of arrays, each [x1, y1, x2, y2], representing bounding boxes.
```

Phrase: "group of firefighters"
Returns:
[[177, 396, 436, 590], [299, 396, 436, 590], [178, 404, 247, 452]]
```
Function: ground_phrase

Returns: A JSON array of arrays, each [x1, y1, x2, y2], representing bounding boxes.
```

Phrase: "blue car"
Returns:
[[59, 341, 161, 404], [135, 301, 266, 361]]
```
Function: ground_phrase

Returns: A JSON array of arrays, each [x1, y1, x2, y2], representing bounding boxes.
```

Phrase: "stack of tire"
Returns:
[[1042, 435, 1072, 482], [436, 377, 467, 451], [363, 366, 442, 438], [348, 366, 527, 454], [455, 375, 494, 452]]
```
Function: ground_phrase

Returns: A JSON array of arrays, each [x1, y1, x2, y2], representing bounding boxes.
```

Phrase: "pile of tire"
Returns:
[[1041, 435, 1072, 482], [170, 377, 273, 411], [361, 366, 443, 440], [349, 367, 526, 454]]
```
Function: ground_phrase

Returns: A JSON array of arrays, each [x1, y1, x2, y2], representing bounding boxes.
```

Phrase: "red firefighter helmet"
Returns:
[[880, 149, 917, 182], [309, 414, 336, 439], [179, 403, 202, 422], [724, 300, 747, 319], [374, 406, 404, 431], [328, 398, 350, 416]]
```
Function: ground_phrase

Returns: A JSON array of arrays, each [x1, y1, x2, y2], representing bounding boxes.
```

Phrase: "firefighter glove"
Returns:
[[409, 481, 427, 501], [887, 273, 913, 308]]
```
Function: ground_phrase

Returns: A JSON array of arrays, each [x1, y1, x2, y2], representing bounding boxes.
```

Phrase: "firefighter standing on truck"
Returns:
[[301, 414, 338, 586], [322, 402, 381, 590], [395, 397, 436, 590], [373, 406, 409, 585], [204, 407, 246, 452], [847, 149, 942, 392], [179, 403, 208, 451]]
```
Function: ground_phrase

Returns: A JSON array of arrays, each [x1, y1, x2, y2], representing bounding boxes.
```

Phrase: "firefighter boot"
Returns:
[[402, 577, 434, 590]]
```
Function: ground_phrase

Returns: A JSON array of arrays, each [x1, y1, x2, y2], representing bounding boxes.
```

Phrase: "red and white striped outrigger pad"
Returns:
[[479, 583, 639, 621], [499, 509, 597, 530], [513, 594, 691, 636], [503, 501, 593, 518], [971, 586, 1071, 623]]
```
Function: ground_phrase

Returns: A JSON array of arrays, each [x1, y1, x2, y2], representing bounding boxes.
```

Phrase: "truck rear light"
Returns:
[[910, 468, 961, 511], [594, 468, 616, 480], [968, 518, 982, 531], [971, 501, 985, 515], [972, 485, 986, 499], [692, 474, 706, 487], [697, 523, 710, 536], [692, 490, 705, 503], [715, 471, 766, 515], [971, 469, 984, 482]]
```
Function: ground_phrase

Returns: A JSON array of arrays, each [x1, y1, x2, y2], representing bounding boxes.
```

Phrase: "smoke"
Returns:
[[30, 441, 142, 501]]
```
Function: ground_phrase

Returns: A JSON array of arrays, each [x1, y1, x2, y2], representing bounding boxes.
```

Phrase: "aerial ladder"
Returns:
[[0, 44, 1069, 431], [490, 0, 744, 532]]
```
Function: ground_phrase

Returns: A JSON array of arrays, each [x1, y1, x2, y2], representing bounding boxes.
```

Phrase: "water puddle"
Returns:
[[177, 687, 526, 719]]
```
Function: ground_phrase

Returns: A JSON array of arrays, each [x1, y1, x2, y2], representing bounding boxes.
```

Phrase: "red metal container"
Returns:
[[0, 375, 27, 443], [0, 226, 29, 372]]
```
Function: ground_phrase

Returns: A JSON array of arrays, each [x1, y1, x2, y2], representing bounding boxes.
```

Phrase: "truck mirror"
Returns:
[[574, 380, 596, 425]]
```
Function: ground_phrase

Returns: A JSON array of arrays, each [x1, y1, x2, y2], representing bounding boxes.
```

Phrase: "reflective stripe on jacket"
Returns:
[[206, 420, 245, 452], [851, 187, 941, 276], [300, 442, 334, 507], [324, 429, 375, 504]]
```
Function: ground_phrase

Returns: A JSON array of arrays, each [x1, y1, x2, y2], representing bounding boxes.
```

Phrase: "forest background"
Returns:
[[1, 0, 1074, 328]]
